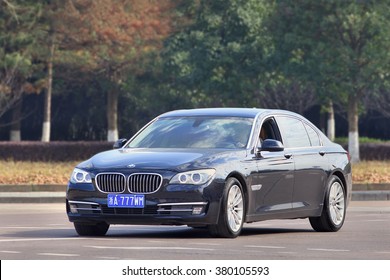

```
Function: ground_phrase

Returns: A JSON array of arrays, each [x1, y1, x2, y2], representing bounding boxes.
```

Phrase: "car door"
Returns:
[[250, 117, 295, 218], [275, 116, 328, 214]]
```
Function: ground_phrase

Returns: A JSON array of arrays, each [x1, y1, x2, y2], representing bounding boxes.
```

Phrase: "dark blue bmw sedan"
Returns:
[[66, 108, 352, 238]]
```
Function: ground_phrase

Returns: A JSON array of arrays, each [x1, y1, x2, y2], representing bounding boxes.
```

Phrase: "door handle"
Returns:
[[284, 153, 293, 159], [319, 151, 326, 156]]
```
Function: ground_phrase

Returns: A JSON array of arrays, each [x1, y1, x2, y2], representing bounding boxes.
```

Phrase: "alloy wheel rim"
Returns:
[[328, 181, 345, 226], [227, 184, 244, 232]]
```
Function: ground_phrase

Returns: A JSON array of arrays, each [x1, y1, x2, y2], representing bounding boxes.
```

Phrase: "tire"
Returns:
[[74, 222, 110, 236], [309, 175, 346, 232], [208, 178, 245, 238]]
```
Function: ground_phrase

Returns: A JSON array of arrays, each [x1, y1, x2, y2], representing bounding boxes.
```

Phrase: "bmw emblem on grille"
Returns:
[[127, 164, 136, 168]]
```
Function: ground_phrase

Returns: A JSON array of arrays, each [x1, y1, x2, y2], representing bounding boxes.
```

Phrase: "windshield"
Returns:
[[127, 116, 254, 149]]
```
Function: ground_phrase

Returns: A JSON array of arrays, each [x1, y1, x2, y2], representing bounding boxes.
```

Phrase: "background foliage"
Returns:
[[1, 0, 390, 147]]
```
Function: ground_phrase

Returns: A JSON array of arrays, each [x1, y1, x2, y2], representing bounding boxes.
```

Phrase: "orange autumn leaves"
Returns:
[[58, 0, 175, 49]]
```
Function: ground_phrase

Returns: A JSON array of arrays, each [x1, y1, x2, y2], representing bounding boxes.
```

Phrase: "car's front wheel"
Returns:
[[209, 178, 245, 238], [74, 222, 109, 236], [309, 175, 346, 232]]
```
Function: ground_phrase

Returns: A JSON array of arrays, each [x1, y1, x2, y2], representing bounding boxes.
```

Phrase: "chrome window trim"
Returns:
[[247, 112, 263, 150]]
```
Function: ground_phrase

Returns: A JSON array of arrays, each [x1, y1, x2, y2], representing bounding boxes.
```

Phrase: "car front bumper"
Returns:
[[66, 199, 221, 226], [66, 180, 224, 226]]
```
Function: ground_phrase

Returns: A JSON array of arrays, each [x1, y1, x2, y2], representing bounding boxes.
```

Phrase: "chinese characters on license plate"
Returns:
[[107, 194, 145, 208]]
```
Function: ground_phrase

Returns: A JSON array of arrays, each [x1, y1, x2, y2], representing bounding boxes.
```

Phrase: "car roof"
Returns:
[[159, 108, 291, 118]]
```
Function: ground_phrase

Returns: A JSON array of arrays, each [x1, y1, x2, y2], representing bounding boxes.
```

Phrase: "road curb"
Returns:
[[0, 185, 66, 203], [0, 196, 66, 203], [0, 184, 65, 192], [351, 191, 390, 201]]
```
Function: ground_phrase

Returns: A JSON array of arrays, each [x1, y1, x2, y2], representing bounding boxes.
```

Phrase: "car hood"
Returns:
[[80, 148, 245, 171]]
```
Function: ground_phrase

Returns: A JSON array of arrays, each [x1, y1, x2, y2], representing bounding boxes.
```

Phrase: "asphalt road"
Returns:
[[0, 201, 389, 260]]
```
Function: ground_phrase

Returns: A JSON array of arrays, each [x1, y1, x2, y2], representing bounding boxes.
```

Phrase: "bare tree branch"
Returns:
[[1, 0, 19, 22], [260, 82, 318, 114]]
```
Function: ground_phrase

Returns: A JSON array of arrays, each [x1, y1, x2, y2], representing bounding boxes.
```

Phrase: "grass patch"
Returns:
[[0, 160, 79, 185], [352, 161, 390, 184], [0, 160, 389, 185]]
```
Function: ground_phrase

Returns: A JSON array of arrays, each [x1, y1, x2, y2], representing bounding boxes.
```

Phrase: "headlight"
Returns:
[[170, 169, 215, 185], [70, 168, 92, 184]]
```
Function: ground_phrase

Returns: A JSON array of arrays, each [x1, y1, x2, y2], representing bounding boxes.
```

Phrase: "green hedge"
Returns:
[[358, 143, 390, 161], [0, 141, 113, 162], [0, 141, 389, 162]]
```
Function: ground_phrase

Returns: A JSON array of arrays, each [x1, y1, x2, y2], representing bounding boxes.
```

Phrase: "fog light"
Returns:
[[70, 204, 78, 214], [192, 206, 203, 215]]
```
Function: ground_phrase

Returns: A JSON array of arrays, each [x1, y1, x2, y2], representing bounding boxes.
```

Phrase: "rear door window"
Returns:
[[275, 116, 311, 148]]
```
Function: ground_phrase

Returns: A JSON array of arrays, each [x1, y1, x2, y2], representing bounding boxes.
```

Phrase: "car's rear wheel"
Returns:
[[74, 222, 109, 236], [209, 178, 245, 238], [309, 175, 346, 232]]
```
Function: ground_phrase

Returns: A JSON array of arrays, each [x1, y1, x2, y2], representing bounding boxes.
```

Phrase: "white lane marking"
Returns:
[[0, 238, 79, 242], [276, 221, 308, 225], [97, 256, 120, 260], [0, 226, 71, 229], [0, 237, 119, 242], [85, 245, 214, 251], [37, 253, 80, 257], [245, 223, 273, 227], [307, 248, 350, 252], [353, 214, 383, 217], [1, 251, 20, 254], [245, 245, 286, 249], [189, 242, 221, 246], [110, 227, 187, 232]]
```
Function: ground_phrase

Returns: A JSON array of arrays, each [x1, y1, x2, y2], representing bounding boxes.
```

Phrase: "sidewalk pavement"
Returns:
[[0, 184, 390, 203]]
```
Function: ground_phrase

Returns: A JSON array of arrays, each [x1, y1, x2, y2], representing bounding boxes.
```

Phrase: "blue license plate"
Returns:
[[107, 194, 145, 208]]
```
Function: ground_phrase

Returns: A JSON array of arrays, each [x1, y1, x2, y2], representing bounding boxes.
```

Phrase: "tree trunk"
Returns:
[[327, 100, 335, 141], [107, 89, 118, 141], [41, 42, 55, 142], [347, 95, 360, 163], [10, 99, 22, 141]]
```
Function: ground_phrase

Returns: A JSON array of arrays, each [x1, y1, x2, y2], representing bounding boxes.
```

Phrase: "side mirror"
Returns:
[[113, 138, 128, 149], [256, 139, 284, 155]]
